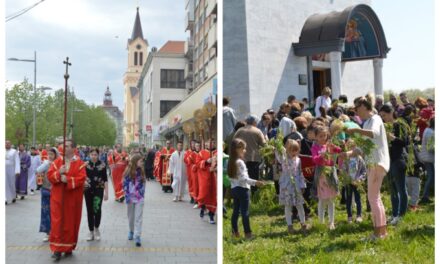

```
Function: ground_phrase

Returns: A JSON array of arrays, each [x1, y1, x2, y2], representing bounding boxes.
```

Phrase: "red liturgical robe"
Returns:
[[184, 150, 194, 198], [157, 148, 175, 186], [196, 149, 217, 213], [108, 150, 128, 200], [47, 155, 86, 253], [190, 151, 200, 200]]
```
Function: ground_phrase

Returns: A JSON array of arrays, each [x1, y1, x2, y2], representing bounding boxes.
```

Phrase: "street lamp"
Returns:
[[8, 51, 37, 146], [38, 86, 52, 92]]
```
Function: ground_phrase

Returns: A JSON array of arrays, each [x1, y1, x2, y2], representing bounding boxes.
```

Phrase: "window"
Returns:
[[160, 100, 180, 118], [134, 52, 138, 66], [140, 52, 143, 66], [160, 69, 185, 88]]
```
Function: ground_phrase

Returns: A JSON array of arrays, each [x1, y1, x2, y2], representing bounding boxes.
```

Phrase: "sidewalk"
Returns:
[[6, 179, 217, 263]]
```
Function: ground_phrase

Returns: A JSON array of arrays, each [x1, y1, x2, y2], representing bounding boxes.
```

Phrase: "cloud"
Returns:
[[6, 0, 187, 109]]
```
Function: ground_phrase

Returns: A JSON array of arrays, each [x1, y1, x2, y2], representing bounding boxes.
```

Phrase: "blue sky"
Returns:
[[372, 0, 434, 92], [5, 0, 186, 109], [5, 0, 435, 110]]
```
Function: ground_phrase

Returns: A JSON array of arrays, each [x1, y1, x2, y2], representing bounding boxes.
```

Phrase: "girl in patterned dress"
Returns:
[[276, 139, 308, 234]]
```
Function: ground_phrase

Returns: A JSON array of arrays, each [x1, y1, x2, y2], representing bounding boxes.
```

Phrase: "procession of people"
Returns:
[[224, 90, 435, 241], [5, 136, 218, 261]]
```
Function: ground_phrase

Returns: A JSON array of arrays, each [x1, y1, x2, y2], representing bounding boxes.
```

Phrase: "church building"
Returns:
[[123, 7, 149, 146], [224, 0, 389, 118]]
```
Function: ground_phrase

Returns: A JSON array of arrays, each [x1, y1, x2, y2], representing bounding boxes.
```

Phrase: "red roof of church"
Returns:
[[158, 41, 185, 54]]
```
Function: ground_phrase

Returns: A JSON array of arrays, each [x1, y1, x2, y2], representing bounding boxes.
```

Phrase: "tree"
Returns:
[[6, 79, 46, 145], [6, 81, 117, 146], [384, 88, 435, 104]]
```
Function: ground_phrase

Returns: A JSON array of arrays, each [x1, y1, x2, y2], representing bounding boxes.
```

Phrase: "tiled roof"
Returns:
[[158, 41, 185, 54]]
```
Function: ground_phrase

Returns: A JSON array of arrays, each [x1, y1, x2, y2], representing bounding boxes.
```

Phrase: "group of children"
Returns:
[[227, 122, 367, 237]]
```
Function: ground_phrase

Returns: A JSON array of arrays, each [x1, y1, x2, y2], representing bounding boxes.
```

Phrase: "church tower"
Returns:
[[123, 7, 149, 146]]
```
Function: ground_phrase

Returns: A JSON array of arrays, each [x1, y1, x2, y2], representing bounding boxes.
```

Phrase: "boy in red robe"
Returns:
[[190, 142, 201, 208], [47, 140, 86, 261], [197, 139, 217, 224], [157, 140, 175, 192], [108, 144, 128, 202], [184, 140, 196, 203]]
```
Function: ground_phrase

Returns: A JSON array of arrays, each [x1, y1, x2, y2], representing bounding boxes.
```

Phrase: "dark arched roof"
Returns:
[[293, 4, 390, 59]]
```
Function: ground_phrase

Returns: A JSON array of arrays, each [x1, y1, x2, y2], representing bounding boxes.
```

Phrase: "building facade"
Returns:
[[100, 86, 124, 145], [224, 0, 389, 119], [156, 0, 218, 147], [138, 41, 188, 146], [123, 7, 149, 146], [134, 0, 218, 148]]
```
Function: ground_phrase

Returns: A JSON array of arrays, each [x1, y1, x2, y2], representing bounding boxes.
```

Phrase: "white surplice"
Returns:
[[5, 148, 20, 202], [168, 150, 187, 198], [28, 154, 41, 191]]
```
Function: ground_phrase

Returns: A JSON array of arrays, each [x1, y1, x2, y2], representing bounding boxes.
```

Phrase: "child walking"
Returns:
[[311, 125, 341, 230], [123, 154, 146, 247], [228, 138, 264, 239], [276, 139, 308, 234], [340, 139, 366, 223], [84, 148, 109, 241]]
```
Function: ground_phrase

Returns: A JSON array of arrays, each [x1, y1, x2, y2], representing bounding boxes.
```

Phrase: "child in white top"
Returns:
[[228, 138, 264, 239]]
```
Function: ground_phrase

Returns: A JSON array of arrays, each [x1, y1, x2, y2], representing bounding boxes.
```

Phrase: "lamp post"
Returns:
[[8, 51, 37, 146]]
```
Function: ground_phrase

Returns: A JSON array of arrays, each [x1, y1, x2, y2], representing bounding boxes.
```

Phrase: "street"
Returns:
[[6, 179, 217, 264]]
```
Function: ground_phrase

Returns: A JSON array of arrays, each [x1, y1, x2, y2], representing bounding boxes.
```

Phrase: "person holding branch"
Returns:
[[345, 94, 390, 240]]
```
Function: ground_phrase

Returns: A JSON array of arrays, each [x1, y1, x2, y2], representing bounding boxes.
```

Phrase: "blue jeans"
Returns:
[[231, 187, 251, 234], [422, 162, 434, 199], [345, 184, 362, 218], [389, 159, 408, 217]]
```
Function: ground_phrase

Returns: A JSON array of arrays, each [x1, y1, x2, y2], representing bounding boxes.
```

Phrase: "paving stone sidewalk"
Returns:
[[6, 178, 217, 264]]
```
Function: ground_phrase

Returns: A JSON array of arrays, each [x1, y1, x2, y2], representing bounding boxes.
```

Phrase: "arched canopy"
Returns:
[[293, 4, 390, 61]]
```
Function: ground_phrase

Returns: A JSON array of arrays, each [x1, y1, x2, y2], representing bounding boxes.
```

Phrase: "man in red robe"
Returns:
[[47, 140, 86, 260], [108, 144, 128, 202], [196, 139, 217, 224], [153, 149, 162, 182], [184, 140, 196, 203], [156, 140, 175, 192]]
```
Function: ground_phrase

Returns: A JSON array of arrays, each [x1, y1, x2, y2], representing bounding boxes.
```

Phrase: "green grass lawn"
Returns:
[[223, 186, 434, 264]]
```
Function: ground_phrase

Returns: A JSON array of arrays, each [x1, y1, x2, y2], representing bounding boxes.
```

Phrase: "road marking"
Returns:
[[7, 245, 216, 253]]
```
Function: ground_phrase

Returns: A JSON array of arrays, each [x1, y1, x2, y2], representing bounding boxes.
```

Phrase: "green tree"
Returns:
[[6, 81, 117, 146], [384, 88, 435, 103]]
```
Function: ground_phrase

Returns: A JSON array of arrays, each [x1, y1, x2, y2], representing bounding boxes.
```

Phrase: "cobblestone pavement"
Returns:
[[6, 179, 217, 263]]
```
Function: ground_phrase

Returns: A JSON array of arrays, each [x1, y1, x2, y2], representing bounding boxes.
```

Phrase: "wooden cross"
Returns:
[[63, 57, 71, 80]]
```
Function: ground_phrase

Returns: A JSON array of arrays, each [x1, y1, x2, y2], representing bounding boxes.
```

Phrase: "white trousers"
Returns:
[[171, 174, 187, 198], [28, 171, 37, 191], [5, 167, 16, 202], [284, 204, 306, 226], [127, 202, 144, 238], [318, 198, 335, 224]]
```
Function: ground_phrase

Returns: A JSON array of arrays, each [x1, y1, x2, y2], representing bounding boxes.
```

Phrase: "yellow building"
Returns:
[[123, 7, 149, 146]]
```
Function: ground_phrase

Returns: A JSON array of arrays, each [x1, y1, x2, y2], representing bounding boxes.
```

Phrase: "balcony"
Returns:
[[184, 38, 194, 57], [207, 57, 217, 77], [207, 22, 217, 49], [184, 62, 193, 80], [206, 0, 217, 16], [185, 9, 195, 31]]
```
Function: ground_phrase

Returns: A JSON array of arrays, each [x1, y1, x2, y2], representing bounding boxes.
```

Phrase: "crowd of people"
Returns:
[[5, 138, 217, 261], [223, 88, 435, 240]]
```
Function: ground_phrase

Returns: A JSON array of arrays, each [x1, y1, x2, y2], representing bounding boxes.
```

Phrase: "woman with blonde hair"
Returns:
[[346, 93, 389, 240], [315, 87, 332, 118]]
